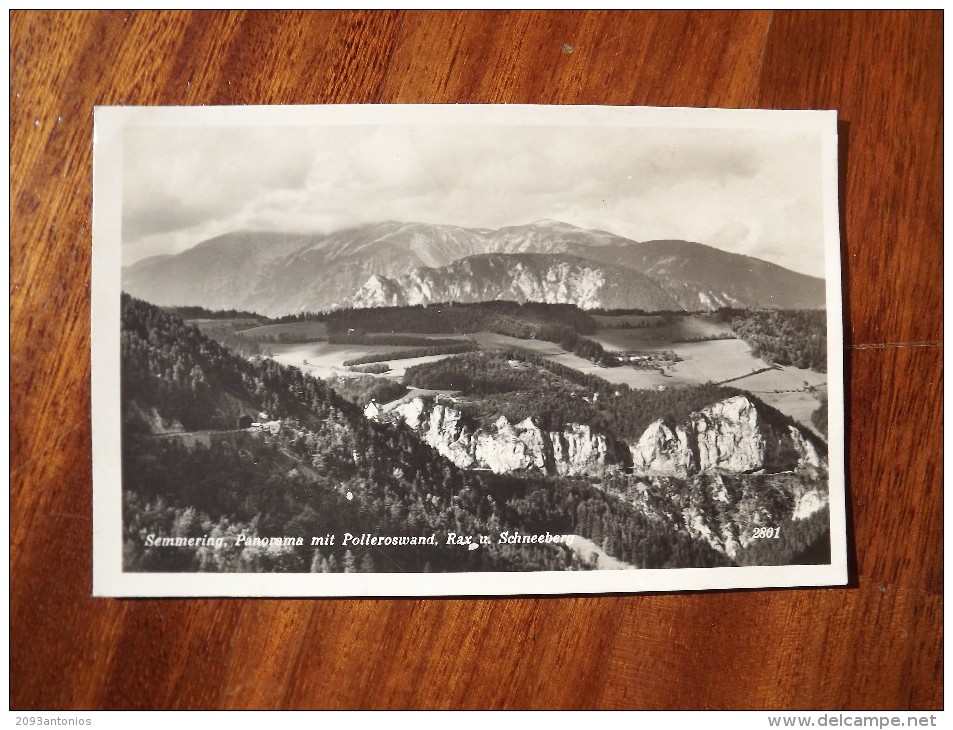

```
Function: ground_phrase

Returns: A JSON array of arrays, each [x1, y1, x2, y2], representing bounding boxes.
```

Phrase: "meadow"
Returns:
[[236, 321, 329, 341], [258, 312, 826, 433]]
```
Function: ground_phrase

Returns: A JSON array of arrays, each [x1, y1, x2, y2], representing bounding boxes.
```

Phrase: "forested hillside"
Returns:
[[811, 395, 829, 437], [403, 350, 823, 448], [323, 375, 408, 406], [325, 301, 610, 364], [121, 295, 730, 572], [324, 300, 598, 336], [163, 304, 267, 321], [716, 309, 827, 372]]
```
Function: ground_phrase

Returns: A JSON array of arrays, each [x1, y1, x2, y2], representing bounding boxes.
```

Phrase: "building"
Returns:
[[363, 399, 382, 420]]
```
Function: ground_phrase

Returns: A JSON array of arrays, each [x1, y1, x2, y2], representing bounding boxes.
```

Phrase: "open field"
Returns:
[[269, 342, 417, 379], [187, 317, 264, 340], [590, 338, 767, 383], [271, 341, 471, 381], [730, 366, 827, 434], [662, 339, 769, 383], [265, 320, 826, 432], [668, 314, 735, 340], [587, 324, 670, 345], [585, 315, 735, 350], [588, 314, 734, 345], [380, 388, 461, 411], [592, 314, 665, 328], [757, 391, 824, 436], [237, 321, 329, 340], [728, 364, 827, 391], [367, 332, 480, 341], [468, 331, 565, 355], [582, 319, 827, 425], [270, 327, 779, 393], [543, 338, 775, 391], [369, 353, 470, 379], [544, 351, 666, 388], [563, 360, 676, 389]]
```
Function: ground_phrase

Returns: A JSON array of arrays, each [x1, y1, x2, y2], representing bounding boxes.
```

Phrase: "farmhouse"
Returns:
[[249, 420, 282, 434]]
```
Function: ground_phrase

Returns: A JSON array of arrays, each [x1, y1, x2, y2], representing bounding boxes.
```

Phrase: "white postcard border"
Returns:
[[91, 104, 848, 597]]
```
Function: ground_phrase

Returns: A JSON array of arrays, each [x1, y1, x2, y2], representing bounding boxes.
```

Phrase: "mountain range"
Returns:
[[122, 220, 826, 316]]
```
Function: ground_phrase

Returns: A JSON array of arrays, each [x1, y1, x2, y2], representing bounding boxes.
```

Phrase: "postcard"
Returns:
[[92, 104, 847, 596]]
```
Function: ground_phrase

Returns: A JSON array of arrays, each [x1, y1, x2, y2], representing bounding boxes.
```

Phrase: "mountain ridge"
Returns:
[[122, 220, 826, 315], [569, 238, 825, 310], [349, 251, 680, 311]]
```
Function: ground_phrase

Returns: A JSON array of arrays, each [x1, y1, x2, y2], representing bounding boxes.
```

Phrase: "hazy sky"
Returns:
[[122, 123, 828, 277]]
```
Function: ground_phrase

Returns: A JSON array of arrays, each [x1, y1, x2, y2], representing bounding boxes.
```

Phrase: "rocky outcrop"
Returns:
[[353, 274, 406, 309], [629, 420, 696, 477], [629, 396, 824, 477], [792, 489, 826, 521], [349, 253, 678, 311], [387, 396, 619, 476], [384, 394, 824, 481], [624, 471, 830, 559], [787, 424, 822, 470], [618, 397, 828, 558], [125, 401, 185, 435], [385, 393, 829, 560]]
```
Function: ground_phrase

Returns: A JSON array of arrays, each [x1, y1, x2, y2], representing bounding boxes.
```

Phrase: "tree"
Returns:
[[360, 553, 376, 573], [811, 395, 828, 437]]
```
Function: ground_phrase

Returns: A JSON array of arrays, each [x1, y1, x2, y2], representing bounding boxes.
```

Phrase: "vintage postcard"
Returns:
[[92, 104, 847, 596]]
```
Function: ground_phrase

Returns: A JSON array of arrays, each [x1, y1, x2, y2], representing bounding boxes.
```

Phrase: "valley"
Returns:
[[269, 341, 467, 381], [119, 218, 832, 575], [209, 310, 826, 436]]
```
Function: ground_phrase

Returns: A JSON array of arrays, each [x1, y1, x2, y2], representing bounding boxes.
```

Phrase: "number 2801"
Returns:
[[751, 527, 780, 539]]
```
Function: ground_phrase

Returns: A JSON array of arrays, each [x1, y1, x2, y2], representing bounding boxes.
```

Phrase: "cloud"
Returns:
[[122, 126, 314, 239], [121, 123, 827, 277]]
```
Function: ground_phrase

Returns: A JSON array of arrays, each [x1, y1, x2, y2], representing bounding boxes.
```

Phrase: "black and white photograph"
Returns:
[[92, 104, 846, 596]]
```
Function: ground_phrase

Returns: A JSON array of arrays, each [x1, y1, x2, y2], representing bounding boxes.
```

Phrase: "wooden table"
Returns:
[[10, 10, 942, 710]]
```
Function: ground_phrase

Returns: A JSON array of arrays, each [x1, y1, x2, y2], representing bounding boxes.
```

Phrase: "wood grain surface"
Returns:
[[10, 10, 942, 710]]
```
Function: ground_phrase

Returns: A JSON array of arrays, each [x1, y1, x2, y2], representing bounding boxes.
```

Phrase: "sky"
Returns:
[[122, 123, 828, 277]]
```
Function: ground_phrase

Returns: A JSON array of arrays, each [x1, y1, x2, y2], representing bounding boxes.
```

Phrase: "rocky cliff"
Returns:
[[381, 394, 824, 480], [380, 393, 829, 560], [385, 396, 621, 476], [349, 253, 678, 311], [629, 395, 822, 477], [620, 470, 829, 559], [618, 396, 827, 558]]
